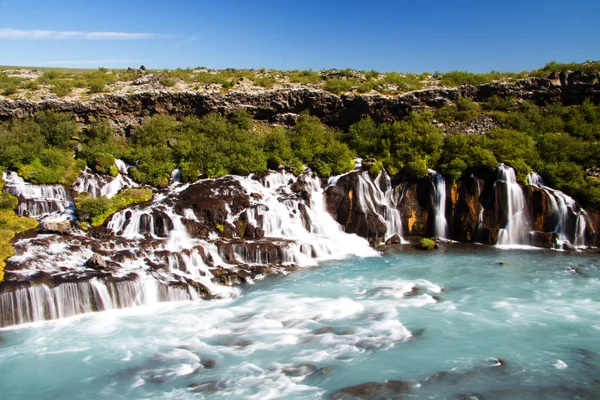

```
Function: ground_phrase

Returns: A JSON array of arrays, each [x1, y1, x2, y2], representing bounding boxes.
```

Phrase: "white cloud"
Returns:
[[40, 59, 143, 65], [0, 28, 165, 40]]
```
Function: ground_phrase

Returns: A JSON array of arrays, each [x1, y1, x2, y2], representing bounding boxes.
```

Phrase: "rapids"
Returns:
[[1, 249, 599, 399]]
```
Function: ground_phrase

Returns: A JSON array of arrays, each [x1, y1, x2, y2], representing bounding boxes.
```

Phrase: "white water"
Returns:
[[429, 170, 450, 239], [496, 165, 531, 247], [1, 171, 378, 327], [240, 171, 378, 264], [353, 171, 403, 242], [73, 168, 137, 199], [2, 171, 74, 220], [528, 172, 590, 248]]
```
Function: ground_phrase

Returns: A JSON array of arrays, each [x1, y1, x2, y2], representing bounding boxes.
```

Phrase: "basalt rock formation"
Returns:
[[325, 169, 597, 248], [1, 71, 599, 132]]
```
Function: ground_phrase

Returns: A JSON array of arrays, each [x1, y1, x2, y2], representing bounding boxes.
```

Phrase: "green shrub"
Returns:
[[253, 76, 277, 88], [76, 188, 153, 227], [419, 238, 436, 250], [50, 81, 73, 97], [2, 83, 18, 96], [88, 79, 106, 93], [267, 155, 284, 170], [323, 78, 355, 94], [435, 97, 481, 124], [159, 77, 176, 87]]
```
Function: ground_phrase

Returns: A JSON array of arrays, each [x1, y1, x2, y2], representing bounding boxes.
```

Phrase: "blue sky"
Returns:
[[0, 0, 598, 72]]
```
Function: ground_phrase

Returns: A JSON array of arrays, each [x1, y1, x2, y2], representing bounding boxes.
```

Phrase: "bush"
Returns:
[[88, 79, 106, 93], [267, 155, 284, 170], [323, 78, 355, 94], [159, 77, 176, 87], [76, 188, 153, 227], [435, 97, 481, 124], [419, 238, 436, 250]]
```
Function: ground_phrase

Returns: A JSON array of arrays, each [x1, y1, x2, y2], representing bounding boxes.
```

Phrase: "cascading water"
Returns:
[[239, 171, 378, 265], [429, 170, 450, 239], [354, 170, 403, 242], [2, 171, 74, 220], [496, 164, 531, 247], [73, 167, 137, 198], [528, 172, 590, 248], [0, 170, 378, 327]]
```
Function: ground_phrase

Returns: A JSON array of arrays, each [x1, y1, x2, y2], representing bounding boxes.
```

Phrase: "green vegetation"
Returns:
[[2, 61, 598, 98], [0, 111, 86, 184], [75, 188, 153, 227], [419, 238, 437, 250], [0, 179, 38, 282], [345, 96, 600, 206]]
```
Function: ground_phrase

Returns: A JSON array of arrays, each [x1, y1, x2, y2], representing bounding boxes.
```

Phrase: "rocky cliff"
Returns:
[[1, 71, 599, 133]]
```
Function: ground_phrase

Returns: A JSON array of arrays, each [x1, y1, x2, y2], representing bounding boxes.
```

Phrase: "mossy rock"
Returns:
[[419, 238, 437, 250]]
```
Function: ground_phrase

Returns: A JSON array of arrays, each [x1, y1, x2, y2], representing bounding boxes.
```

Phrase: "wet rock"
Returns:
[[404, 287, 421, 297], [332, 380, 412, 399], [201, 359, 216, 369], [432, 295, 443, 302], [283, 363, 317, 377], [291, 178, 312, 201], [315, 326, 334, 335], [324, 172, 388, 240], [385, 234, 401, 245], [332, 382, 385, 399], [311, 364, 336, 377], [188, 380, 226, 393], [85, 254, 107, 270], [38, 220, 71, 234]]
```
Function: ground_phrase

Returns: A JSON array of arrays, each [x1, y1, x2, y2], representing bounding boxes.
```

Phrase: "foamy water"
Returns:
[[1, 249, 599, 399]]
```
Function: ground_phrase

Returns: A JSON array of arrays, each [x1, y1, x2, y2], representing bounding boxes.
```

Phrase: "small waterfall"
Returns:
[[2, 171, 73, 220], [238, 171, 378, 265], [528, 172, 590, 248], [353, 171, 403, 242], [0, 276, 203, 327], [73, 165, 137, 199], [170, 168, 182, 184], [496, 165, 530, 246], [429, 170, 450, 239]]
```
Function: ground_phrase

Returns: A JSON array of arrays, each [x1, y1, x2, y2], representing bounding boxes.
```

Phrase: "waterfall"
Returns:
[[1, 170, 378, 328], [352, 171, 403, 242], [0, 276, 206, 327], [528, 172, 590, 248], [170, 168, 182, 184], [496, 164, 531, 246], [2, 171, 74, 220], [429, 170, 450, 239], [73, 164, 137, 199], [239, 171, 378, 265]]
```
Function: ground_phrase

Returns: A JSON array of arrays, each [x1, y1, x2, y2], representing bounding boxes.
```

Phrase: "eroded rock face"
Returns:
[[1, 71, 599, 132], [324, 170, 598, 247]]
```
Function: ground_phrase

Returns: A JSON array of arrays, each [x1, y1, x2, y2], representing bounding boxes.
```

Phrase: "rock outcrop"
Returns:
[[1, 71, 599, 133], [324, 170, 597, 247]]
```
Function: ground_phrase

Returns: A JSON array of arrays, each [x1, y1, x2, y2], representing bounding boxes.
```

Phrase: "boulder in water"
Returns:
[[85, 254, 107, 270], [282, 363, 317, 377], [38, 220, 71, 234], [332, 379, 412, 399], [385, 233, 401, 244], [201, 359, 216, 369]]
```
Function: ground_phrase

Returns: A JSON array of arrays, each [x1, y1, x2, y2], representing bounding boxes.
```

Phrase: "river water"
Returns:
[[1, 248, 599, 400]]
